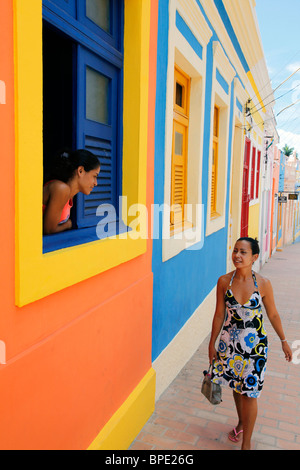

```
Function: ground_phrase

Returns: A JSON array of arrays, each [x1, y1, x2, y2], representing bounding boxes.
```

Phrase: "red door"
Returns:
[[241, 137, 251, 237]]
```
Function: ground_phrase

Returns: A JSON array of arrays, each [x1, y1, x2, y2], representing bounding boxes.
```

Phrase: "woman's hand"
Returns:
[[208, 341, 217, 365], [282, 341, 293, 362]]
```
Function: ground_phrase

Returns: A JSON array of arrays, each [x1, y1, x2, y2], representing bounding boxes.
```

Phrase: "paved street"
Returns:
[[130, 243, 300, 450]]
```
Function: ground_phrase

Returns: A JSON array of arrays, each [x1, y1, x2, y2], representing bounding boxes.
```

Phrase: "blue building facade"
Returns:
[[152, 0, 272, 398]]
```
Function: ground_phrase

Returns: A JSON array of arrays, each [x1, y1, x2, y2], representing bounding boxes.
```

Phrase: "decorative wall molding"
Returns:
[[213, 41, 236, 85], [177, 0, 212, 48]]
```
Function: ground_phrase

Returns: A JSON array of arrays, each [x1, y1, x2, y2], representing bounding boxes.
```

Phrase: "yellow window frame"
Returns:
[[174, 67, 189, 116], [211, 105, 219, 218], [14, 0, 151, 306], [170, 66, 190, 234]]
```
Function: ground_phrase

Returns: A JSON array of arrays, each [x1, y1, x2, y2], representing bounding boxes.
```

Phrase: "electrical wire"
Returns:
[[248, 82, 300, 117], [277, 99, 300, 117], [248, 67, 300, 114], [238, 81, 300, 135], [280, 119, 300, 137], [235, 105, 300, 133], [247, 49, 300, 103], [278, 110, 300, 127], [233, 58, 300, 145], [273, 67, 300, 94]]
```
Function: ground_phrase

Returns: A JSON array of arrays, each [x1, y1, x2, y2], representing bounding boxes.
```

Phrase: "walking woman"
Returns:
[[208, 237, 292, 450]]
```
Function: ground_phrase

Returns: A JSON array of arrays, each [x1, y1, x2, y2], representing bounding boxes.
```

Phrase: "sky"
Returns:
[[255, 0, 300, 154]]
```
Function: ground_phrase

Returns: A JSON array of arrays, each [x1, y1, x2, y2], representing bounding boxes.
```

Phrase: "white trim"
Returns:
[[222, 0, 264, 67], [153, 286, 216, 401], [234, 76, 248, 120], [201, 0, 249, 89], [226, 77, 247, 272], [213, 41, 235, 85], [177, 0, 213, 48], [206, 42, 233, 236], [201, 0, 271, 116], [162, 0, 212, 262]]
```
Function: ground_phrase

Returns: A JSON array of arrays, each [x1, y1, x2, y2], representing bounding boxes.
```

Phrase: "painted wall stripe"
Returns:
[[236, 97, 243, 114], [216, 68, 229, 94], [176, 11, 203, 60], [213, 0, 250, 74]]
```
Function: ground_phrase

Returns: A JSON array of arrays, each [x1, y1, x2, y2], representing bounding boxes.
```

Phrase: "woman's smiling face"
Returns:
[[78, 165, 100, 195], [232, 240, 258, 268]]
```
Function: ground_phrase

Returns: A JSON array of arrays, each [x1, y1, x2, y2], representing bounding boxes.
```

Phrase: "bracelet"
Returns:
[[281, 339, 287, 343]]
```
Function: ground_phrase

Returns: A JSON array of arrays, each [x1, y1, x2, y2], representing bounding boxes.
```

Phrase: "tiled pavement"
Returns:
[[130, 243, 300, 450]]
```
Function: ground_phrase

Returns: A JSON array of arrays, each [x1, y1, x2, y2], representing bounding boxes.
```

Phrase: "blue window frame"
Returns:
[[42, 0, 125, 253], [76, 47, 120, 229], [48, 0, 77, 17], [77, 0, 121, 49]]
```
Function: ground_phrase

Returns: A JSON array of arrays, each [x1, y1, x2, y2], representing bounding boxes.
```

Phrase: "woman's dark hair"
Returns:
[[237, 237, 260, 255], [45, 148, 100, 183]]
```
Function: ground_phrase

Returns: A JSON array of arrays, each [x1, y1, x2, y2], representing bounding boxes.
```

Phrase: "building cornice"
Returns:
[[200, 0, 249, 86], [222, 0, 273, 110], [201, 0, 272, 112], [177, 0, 213, 48]]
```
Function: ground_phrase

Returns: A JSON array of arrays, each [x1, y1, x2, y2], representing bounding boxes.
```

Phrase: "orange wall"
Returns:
[[0, 1, 157, 450], [0, 0, 15, 349]]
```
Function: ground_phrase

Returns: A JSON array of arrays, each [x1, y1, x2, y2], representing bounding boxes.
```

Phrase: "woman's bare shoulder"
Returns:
[[48, 179, 70, 191], [217, 272, 233, 287], [48, 180, 71, 199], [43, 180, 71, 208], [254, 272, 272, 295]]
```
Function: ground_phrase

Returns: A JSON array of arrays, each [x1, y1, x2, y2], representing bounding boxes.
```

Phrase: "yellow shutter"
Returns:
[[171, 67, 190, 231], [211, 141, 217, 214], [211, 106, 219, 217], [171, 120, 186, 225]]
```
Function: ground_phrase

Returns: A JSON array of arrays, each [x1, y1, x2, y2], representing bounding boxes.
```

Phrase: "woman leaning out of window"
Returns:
[[43, 149, 100, 234]]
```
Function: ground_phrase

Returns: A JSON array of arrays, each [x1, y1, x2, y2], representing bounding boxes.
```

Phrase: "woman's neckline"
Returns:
[[227, 270, 259, 307]]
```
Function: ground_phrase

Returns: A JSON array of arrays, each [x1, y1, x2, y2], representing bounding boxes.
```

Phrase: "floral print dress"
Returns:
[[211, 271, 268, 398]]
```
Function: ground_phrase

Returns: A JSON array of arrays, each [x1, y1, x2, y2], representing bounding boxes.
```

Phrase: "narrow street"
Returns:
[[131, 243, 300, 451]]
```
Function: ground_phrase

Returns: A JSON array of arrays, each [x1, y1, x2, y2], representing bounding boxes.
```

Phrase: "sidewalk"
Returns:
[[130, 243, 300, 450]]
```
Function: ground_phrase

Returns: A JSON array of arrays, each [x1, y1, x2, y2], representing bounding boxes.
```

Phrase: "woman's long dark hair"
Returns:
[[237, 237, 260, 255], [45, 148, 100, 183]]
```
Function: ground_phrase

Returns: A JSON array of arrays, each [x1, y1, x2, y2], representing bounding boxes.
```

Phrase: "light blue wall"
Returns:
[[278, 152, 286, 193], [152, 0, 248, 361]]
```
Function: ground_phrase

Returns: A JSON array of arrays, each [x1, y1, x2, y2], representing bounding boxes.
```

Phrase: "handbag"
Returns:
[[201, 363, 222, 405]]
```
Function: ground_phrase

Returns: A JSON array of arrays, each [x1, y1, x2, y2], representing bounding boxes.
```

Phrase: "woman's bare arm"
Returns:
[[208, 276, 227, 364], [43, 182, 72, 234], [261, 277, 292, 362]]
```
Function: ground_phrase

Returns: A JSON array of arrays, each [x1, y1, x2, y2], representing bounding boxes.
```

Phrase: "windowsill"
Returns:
[[43, 220, 129, 254], [170, 220, 193, 237], [163, 219, 204, 262], [206, 210, 225, 237], [210, 211, 221, 220], [249, 198, 259, 206]]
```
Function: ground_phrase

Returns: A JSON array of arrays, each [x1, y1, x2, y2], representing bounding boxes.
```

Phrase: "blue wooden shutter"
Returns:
[[76, 46, 119, 229]]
